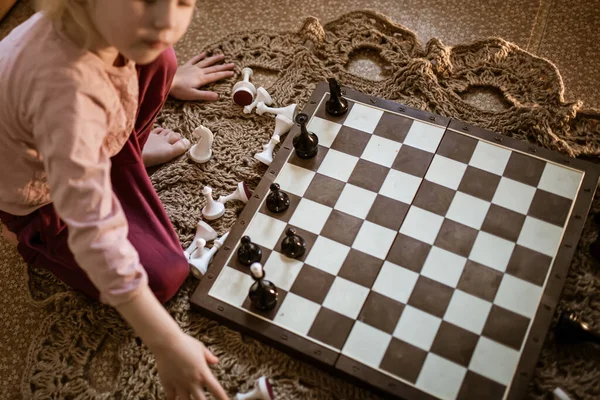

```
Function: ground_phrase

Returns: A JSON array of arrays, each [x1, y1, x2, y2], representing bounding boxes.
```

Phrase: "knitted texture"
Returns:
[[2, 10, 600, 400]]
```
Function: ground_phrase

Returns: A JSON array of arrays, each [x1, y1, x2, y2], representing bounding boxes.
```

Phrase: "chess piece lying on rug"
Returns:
[[235, 376, 275, 400], [189, 232, 229, 278], [232, 67, 256, 106]]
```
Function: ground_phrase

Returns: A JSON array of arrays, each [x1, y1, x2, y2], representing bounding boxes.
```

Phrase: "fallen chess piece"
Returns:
[[248, 263, 278, 311], [555, 311, 600, 345], [325, 77, 348, 116], [189, 232, 229, 278], [202, 186, 225, 220], [235, 376, 275, 400], [218, 181, 251, 204], [293, 113, 319, 159], [187, 125, 214, 164], [553, 388, 573, 400], [183, 220, 218, 258], [256, 102, 296, 122], [254, 134, 279, 166], [232, 67, 256, 106], [273, 114, 294, 136], [244, 87, 273, 114]]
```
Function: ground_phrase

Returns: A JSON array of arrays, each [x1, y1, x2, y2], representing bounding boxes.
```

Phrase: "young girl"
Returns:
[[0, 1, 235, 399]]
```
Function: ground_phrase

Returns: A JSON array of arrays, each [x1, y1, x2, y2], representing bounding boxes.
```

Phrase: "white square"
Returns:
[[469, 337, 520, 385], [399, 207, 444, 245], [317, 149, 359, 182], [492, 177, 536, 215], [275, 163, 316, 197], [323, 277, 370, 319], [446, 192, 491, 229], [443, 290, 492, 334], [538, 163, 583, 200], [335, 184, 377, 219], [288, 198, 332, 235], [469, 141, 511, 175], [469, 231, 515, 273], [361, 135, 402, 167], [342, 321, 391, 368], [263, 252, 304, 291], [421, 247, 467, 287], [273, 293, 321, 336], [417, 353, 467, 400], [343, 103, 384, 134], [379, 169, 422, 204], [393, 305, 441, 351], [352, 221, 397, 259], [372, 261, 420, 303], [403, 121, 446, 153], [494, 274, 542, 318], [245, 213, 287, 248], [305, 236, 350, 275], [209, 266, 255, 307], [517, 216, 564, 257], [306, 116, 342, 147], [425, 155, 467, 190]]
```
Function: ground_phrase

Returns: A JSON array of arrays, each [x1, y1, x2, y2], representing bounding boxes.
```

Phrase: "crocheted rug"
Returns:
[[2, 10, 600, 400]]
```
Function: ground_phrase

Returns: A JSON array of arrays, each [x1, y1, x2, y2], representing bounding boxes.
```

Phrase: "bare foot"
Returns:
[[142, 127, 191, 167], [1, 226, 18, 247]]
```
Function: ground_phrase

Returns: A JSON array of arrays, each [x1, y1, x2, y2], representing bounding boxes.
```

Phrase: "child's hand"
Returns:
[[170, 52, 235, 101]]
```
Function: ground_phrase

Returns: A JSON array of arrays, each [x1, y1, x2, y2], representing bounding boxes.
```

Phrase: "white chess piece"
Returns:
[[189, 238, 207, 259], [234, 376, 274, 400], [202, 186, 225, 220], [218, 181, 251, 204], [232, 67, 256, 106], [254, 134, 280, 166], [188, 125, 214, 164], [244, 87, 273, 114], [255, 102, 296, 121], [553, 388, 573, 400], [273, 114, 294, 136], [189, 232, 230, 278], [183, 220, 218, 258]]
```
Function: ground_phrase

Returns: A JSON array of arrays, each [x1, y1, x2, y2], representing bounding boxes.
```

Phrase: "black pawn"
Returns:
[[266, 183, 290, 213], [293, 113, 319, 159], [326, 78, 348, 116], [237, 236, 262, 266], [248, 263, 278, 311], [555, 311, 600, 345], [281, 228, 306, 259]]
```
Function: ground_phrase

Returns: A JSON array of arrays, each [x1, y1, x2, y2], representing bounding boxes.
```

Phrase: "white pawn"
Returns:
[[232, 67, 256, 106], [235, 376, 274, 400], [218, 181, 251, 204], [254, 134, 280, 166], [273, 114, 294, 136], [188, 125, 214, 164], [183, 220, 218, 258], [189, 232, 230, 278], [256, 102, 296, 122], [202, 186, 225, 220], [244, 87, 273, 114], [189, 238, 206, 259]]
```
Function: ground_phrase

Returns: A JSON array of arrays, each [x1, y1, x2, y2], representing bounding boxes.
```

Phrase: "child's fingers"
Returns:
[[188, 90, 220, 101], [195, 54, 226, 68], [204, 71, 235, 83], [201, 63, 235, 74], [185, 52, 207, 66]]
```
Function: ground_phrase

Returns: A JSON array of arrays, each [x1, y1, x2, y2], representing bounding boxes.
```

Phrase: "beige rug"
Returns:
[[1, 7, 600, 400]]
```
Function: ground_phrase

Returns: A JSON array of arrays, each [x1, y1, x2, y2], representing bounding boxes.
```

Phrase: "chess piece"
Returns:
[[254, 134, 280, 166], [232, 67, 256, 106], [237, 236, 262, 266], [273, 114, 294, 136], [326, 77, 348, 116], [188, 125, 214, 164], [281, 228, 306, 259], [202, 186, 225, 220], [555, 311, 600, 345], [234, 376, 275, 400], [218, 182, 251, 204], [293, 113, 318, 159], [256, 102, 297, 122], [248, 262, 278, 311], [244, 87, 273, 114], [183, 220, 218, 258], [190, 238, 207, 259], [553, 388, 573, 400], [266, 183, 289, 213], [189, 232, 230, 278]]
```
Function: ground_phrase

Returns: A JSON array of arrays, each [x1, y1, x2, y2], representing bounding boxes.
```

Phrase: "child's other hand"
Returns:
[[170, 52, 235, 101]]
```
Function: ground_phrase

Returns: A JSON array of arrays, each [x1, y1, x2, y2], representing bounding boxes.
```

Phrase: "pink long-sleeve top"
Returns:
[[0, 13, 148, 306]]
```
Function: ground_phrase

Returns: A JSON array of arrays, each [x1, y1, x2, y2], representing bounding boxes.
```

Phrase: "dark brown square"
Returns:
[[348, 159, 389, 193], [358, 291, 404, 334], [288, 145, 328, 172], [387, 233, 432, 273], [366, 195, 410, 231], [373, 111, 413, 143], [437, 130, 478, 163], [275, 224, 318, 263], [503, 151, 545, 187], [304, 173, 345, 208], [408, 276, 453, 318], [307, 307, 354, 350], [413, 180, 456, 216], [430, 321, 479, 367], [338, 249, 384, 288], [457, 371, 506, 400], [321, 210, 364, 247], [528, 189, 573, 227], [457, 260, 503, 302], [330, 126, 372, 157], [259, 190, 301, 223], [242, 289, 287, 320], [289, 265, 335, 304], [482, 305, 530, 351], [314, 96, 355, 124], [380, 338, 428, 383], [434, 219, 478, 258], [229, 242, 273, 275], [481, 204, 526, 242], [506, 245, 553, 286], [458, 166, 501, 202], [391, 145, 434, 177]]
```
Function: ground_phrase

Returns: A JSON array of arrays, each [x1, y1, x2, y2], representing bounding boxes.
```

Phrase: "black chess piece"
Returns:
[[555, 311, 600, 345], [293, 113, 319, 159], [281, 228, 306, 259], [248, 262, 278, 311], [266, 183, 290, 213], [326, 78, 348, 116], [237, 236, 262, 266]]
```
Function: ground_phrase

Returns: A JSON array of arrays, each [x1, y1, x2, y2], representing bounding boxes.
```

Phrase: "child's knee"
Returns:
[[146, 249, 189, 304]]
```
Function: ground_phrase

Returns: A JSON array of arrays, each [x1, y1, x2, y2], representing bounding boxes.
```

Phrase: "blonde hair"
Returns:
[[35, 0, 96, 49]]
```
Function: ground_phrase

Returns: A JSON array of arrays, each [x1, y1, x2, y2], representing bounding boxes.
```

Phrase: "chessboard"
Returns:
[[190, 81, 600, 400]]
